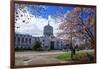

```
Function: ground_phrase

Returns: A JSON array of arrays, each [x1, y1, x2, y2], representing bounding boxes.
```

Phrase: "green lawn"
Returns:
[[56, 52, 72, 61], [56, 51, 95, 62]]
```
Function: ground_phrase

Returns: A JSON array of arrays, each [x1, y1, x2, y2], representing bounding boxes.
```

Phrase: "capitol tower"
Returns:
[[43, 21, 53, 37]]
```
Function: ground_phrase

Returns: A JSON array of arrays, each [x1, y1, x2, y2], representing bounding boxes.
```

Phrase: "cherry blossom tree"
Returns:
[[57, 7, 96, 49]]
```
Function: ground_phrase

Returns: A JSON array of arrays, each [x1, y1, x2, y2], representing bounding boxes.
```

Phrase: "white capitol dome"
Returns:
[[43, 23, 53, 37]]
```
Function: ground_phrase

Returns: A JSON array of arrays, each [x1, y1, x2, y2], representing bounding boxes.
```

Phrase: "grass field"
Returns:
[[56, 51, 95, 63]]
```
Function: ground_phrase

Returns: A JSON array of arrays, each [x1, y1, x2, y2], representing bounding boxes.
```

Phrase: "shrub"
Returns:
[[32, 41, 42, 51]]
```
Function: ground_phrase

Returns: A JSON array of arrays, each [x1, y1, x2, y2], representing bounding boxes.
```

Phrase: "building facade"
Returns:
[[15, 23, 66, 50]]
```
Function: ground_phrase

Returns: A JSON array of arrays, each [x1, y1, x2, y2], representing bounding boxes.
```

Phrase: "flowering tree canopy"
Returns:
[[57, 7, 96, 49]]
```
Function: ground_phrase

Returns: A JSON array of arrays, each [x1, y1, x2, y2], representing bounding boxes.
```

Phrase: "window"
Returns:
[[17, 37, 20, 43], [29, 38, 31, 43], [43, 40, 45, 42], [21, 37, 24, 43]]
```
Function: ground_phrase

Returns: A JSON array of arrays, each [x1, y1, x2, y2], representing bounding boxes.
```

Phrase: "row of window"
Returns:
[[16, 37, 31, 44], [15, 46, 32, 49]]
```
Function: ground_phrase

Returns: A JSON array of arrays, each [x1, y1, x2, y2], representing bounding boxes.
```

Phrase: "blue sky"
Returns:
[[15, 4, 75, 37], [28, 5, 75, 18], [15, 4, 95, 37]]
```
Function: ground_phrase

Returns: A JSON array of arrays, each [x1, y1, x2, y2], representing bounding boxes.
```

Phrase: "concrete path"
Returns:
[[15, 50, 94, 66]]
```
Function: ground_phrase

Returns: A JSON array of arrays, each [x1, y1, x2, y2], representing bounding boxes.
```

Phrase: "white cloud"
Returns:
[[15, 9, 59, 37]]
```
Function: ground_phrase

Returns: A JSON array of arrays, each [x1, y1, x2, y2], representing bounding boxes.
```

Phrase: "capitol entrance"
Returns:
[[50, 41, 54, 50]]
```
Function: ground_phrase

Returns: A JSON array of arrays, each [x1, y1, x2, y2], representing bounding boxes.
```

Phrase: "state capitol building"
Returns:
[[15, 23, 66, 50]]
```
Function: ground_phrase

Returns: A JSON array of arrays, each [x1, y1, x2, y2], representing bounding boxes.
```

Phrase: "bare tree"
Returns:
[[15, 4, 46, 29]]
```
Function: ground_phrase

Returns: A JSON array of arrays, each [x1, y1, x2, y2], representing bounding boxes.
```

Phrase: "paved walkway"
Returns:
[[15, 50, 94, 66], [15, 51, 67, 66]]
